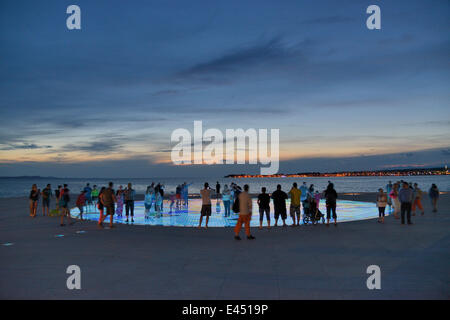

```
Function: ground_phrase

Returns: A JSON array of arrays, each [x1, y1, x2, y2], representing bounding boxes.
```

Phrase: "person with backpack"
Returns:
[[234, 184, 255, 240], [41, 184, 52, 216], [324, 183, 338, 227], [272, 184, 288, 227]]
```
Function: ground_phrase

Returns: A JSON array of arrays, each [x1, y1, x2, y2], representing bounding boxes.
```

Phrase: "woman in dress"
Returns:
[[389, 183, 400, 219], [115, 185, 124, 217]]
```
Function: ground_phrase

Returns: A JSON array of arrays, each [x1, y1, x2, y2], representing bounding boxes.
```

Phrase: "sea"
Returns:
[[0, 175, 448, 198]]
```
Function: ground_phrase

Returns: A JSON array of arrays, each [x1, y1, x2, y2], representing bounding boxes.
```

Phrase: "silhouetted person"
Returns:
[[324, 183, 338, 226], [272, 184, 288, 227]]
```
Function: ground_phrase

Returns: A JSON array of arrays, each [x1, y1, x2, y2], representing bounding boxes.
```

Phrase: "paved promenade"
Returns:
[[0, 193, 449, 299]]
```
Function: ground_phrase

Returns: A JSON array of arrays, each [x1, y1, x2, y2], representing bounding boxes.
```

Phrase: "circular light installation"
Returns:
[[71, 199, 384, 227]]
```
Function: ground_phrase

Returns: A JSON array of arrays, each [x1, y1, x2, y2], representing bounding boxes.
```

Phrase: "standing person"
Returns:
[[299, 182, 308, 217], [398, 182, 414, 225], [314, 191, 321, 210], [76, 190, 86, 221], [222, 184, 231, 217], [84, 183, 92, 208], [41, 184, 52, 216], [116, 185, 124, 218], [155, 187, 163, 217], [288, 183, 302, 226], [91, 185, 99, 205], [175, 184, 182, 208], [59, 186, 71, 226], [198, 182, 212, 228], [234, 184, 255, 240], [412, 183, 425, 216], [428, 184, 440, 213], [183, 182, 192, 206], [389, 183, 401, 219], [54, 185, 61, 211], [169, 192, 176, 213], [159, 184, 165, 211], [308, 184, 315, 196], [215, 181, 221, 200], [29, 184, 39, 218], [376, 188, 387, 224], [257, 187, 271, 229], [99, 182, 116, 228], [124, 183, 135, 223], [144, 186, 153, 216], [386, 181, 393, 211], [324, 183, 338, 227], [271, 184, 288, 227], [97, 187, 106, 226]]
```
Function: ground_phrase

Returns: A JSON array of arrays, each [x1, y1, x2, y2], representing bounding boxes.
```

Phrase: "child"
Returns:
[[76, 190, 86, 221], [314, 191, 321, 209]]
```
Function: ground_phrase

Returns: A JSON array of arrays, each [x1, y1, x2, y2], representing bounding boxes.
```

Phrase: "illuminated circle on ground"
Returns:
[[70, 199, 383, 227]]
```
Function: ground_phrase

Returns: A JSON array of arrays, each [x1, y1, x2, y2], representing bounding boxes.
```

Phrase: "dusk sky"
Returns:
[[0, 0, 449, 177]]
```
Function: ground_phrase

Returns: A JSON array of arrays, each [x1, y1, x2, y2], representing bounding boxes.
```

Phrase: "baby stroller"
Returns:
[[302, 199, 325, 225]]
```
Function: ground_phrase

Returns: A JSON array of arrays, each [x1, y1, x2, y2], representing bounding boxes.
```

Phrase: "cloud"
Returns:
[[174, 37, 304, 81], [0, 143, 52, 151], [61, 140, 123, 154]]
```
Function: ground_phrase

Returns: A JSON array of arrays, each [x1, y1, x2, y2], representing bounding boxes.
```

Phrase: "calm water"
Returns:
[[0, 175, 448, 198]]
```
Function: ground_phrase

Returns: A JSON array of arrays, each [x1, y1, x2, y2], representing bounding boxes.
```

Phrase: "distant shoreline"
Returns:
[[225, 167, 448, 178]]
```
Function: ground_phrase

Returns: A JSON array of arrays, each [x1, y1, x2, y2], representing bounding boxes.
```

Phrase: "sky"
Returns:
[[0, 0, 449, 177]]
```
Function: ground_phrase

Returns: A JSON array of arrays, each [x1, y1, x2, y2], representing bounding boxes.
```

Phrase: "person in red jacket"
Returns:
[[76, 190, 87, 221]]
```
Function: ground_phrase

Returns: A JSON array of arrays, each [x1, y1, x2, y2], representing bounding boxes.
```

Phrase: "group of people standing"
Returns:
[[28, 182, 136, 227], [28, 179, 442, 234], [198, 181, 340, 239], [378, 181, 441, 225]]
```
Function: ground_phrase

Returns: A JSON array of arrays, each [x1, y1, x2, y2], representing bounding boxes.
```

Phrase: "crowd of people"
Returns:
[[198, 181, 339, 239], [383, 180, 440, 225], [28, 179, 441, 238]]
